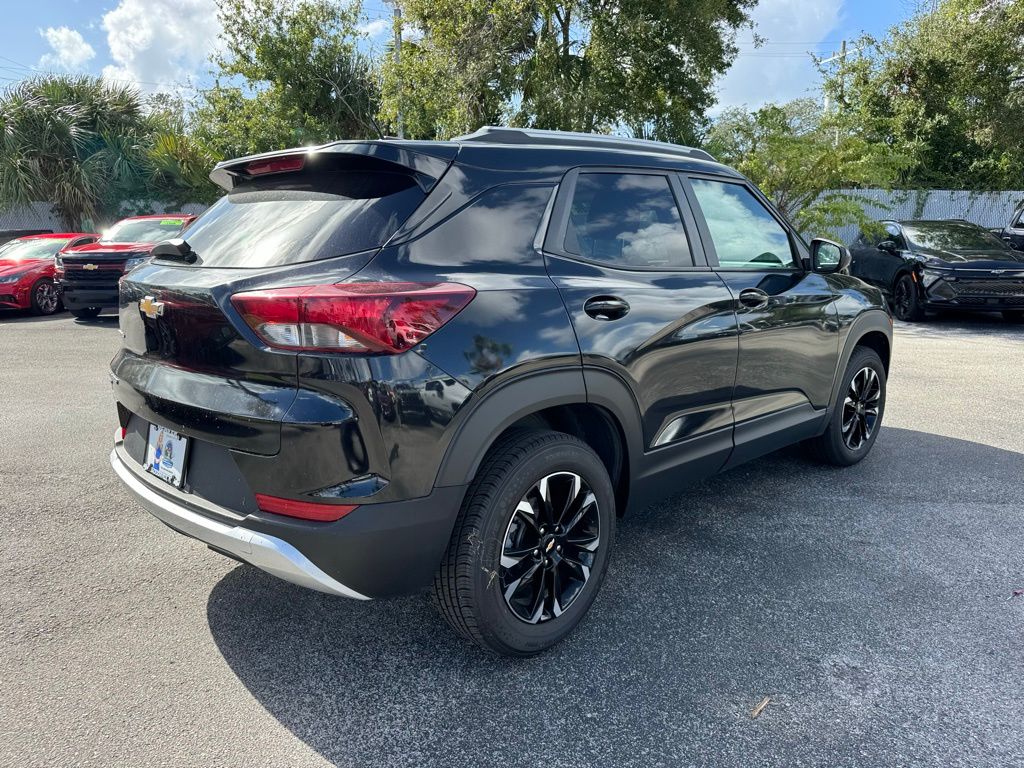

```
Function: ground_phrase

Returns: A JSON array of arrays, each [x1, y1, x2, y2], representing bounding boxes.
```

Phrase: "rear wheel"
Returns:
[[806, 347, 886, 466], [29, 278, 61, 315], [892, 273, 925, 322], [70, 307, 102, 319], [433, 430, 616, 656]]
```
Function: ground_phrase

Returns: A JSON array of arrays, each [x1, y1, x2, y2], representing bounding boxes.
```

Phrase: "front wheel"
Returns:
[[806, 347, 887, 466], [892, 273, 925, 322], [433, 430, 616, 656], [29, 278, 62, 315]]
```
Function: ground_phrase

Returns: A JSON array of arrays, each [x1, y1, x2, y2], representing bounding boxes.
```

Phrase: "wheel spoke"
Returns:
[[499, 470, 602, 624]]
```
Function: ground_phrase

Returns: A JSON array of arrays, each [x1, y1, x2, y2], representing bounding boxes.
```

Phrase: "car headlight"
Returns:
[[0, 274, 20, 285], [54, 255, 64, 269], [124, 255, 150, 271], [920, 268, 949, 288]]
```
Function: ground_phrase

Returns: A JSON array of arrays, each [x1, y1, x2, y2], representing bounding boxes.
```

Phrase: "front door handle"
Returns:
[[584, 296, 630, 321], [737, 288, 770, 309]]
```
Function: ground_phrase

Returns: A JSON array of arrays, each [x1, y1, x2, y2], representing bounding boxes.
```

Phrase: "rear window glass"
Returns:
[[182, 172, 425, 268]]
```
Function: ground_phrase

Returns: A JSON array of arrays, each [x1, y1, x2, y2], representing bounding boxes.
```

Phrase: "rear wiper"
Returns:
[[151, 238, 198, 264]]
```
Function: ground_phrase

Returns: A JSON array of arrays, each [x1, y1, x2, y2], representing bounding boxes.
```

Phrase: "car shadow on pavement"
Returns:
[[894, 310, 1023, 342], [206, 427, 1024, 767]]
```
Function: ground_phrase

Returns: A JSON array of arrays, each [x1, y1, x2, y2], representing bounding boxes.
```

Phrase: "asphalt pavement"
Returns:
[[1, 308, 1022, 768]]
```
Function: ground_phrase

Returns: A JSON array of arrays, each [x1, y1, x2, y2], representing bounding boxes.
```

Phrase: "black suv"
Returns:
[[109, 128, 892, 656]]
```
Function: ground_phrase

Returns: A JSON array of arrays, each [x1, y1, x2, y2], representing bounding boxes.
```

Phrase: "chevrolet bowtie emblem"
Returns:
[[545, 539, 555, 552], [139, 296, 165, 319], [83, 263, 98, 270]]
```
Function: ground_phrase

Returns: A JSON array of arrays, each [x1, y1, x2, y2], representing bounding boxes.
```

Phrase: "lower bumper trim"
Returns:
[[109, 448, 369, 600]]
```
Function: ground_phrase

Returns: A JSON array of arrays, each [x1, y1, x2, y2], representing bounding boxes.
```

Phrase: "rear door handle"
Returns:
[[737, 288, 770, 309], [584, 296, 630, 321]]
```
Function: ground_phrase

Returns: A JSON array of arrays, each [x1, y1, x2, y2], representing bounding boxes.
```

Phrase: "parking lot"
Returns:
[[1, 310, 1022, 768]]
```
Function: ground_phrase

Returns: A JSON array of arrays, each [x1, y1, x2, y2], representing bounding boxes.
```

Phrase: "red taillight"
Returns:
[[231, 282, 476, 354], [255, 493, 357, 522], [245, 155, 305, 176]]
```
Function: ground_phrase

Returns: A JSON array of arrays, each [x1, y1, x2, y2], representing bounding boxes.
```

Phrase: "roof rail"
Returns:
[[452, 126, 716, 163]]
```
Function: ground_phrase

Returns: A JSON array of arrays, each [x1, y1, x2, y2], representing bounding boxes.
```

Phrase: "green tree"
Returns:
[[0, 76, 218, 229], [381, 0, 756, 142], [706, 99, 909, 237], [821, 0, 1024, 189], [196, 0, 381, 159]]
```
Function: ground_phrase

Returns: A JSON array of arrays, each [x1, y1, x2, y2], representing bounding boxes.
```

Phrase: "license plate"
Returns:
[[144, 424, 189, 488]]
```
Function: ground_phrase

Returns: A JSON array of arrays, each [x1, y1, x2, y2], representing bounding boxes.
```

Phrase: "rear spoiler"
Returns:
[[210, 141, 459, 193]]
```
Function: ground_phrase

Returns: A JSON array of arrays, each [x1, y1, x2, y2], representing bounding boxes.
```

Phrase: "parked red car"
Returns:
[[57, 214, 196, 319], [0, 233, 98, 315]]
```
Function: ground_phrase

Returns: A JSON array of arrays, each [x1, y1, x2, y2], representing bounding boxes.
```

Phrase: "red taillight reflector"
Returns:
[[245, 155, 306, 176], [255, 494, 357, 522], [231, 282, 476, 354]]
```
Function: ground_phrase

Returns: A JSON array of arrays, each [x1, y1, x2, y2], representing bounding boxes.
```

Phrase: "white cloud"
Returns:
[[101, 0, 221, 93], [715, 0, 842, 111], [359, 19, 390, 38], [39, 27, 96, 71]]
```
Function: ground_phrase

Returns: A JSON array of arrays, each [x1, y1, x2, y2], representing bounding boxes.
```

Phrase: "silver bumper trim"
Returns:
[[110, 448, 369, 600]]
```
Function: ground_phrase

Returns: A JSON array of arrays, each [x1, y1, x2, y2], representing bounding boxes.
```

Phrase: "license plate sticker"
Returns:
[[144, 424, 189, 487]]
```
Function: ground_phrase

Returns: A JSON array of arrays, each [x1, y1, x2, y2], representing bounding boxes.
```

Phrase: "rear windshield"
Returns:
[[181, 171, 425, 268], [102, 218, 189, 244]]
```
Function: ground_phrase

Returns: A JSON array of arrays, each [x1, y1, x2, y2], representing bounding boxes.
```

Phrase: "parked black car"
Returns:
[[109, 128, 893, 655], [850, 219, 1024, 322], [994, 201, 1024, 252]]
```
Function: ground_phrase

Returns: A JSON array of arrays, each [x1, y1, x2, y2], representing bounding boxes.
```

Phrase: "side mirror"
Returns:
[[877, 240, 898, 255], [810, 238, 852, 274]]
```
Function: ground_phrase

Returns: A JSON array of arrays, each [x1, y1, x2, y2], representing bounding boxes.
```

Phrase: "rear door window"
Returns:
[[183, 171, 425, 268], [562, 172, 693, 269]]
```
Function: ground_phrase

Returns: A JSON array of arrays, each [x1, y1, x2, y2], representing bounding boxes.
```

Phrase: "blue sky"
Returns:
[[0, 0, 914, 111]]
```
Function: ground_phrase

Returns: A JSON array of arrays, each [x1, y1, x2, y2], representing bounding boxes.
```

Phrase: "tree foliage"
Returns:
[[820, 0, 1024, 189], [706, 99, 910, 237], [195, 0, 381, 159], [0, 76, 216, 230], [381, 0, 757, 141]]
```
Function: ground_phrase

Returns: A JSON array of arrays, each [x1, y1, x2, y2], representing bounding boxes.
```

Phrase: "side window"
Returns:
[[883, 223, 906, 249], [689, 179, 796, 270], [1013, 207, 1024, 228], [563, 172, 693, 268]]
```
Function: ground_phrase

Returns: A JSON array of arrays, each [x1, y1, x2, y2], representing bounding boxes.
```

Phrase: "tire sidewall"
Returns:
[[828, 349, 887, 464], [471, 439, 616, 655]]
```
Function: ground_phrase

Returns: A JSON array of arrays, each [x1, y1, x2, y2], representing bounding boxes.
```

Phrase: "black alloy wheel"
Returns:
[[500, 471, 600, 624], [892, 274, 924, 321], [433, 429, 615, 656], [841, 366, 881, 451], [805, 346, 886, 467]]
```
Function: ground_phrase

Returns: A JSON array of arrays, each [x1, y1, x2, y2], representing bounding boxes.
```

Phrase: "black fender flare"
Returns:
[[827, 309, 893, 416], [434, 367, 589, 488]]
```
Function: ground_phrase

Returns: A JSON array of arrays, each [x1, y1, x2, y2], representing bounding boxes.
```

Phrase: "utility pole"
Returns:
[[388, 0, 405, 139]]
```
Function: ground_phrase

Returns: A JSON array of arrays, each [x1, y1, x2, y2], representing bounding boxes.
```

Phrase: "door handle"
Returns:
[[584, 296, 630, 321], [737, 288, 770, 309]]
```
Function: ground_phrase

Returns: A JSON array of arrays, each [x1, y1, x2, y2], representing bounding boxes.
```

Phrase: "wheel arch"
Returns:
[[828, 310, 893, 415], [434, 368, 638, 515]]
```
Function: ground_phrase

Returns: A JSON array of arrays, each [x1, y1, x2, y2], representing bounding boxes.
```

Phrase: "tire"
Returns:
[[806, 347, 887, 467], [70, 307, 102, 319], [891, 273, 925, 322], [29, 278, 62, 316], [432, 429, 616, 656], [1003, 310, 1024, 323]]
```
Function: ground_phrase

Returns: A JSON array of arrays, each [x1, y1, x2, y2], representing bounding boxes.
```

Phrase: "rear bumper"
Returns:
[[110, 440, 466, 598], [111, 447, 370, 599]]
